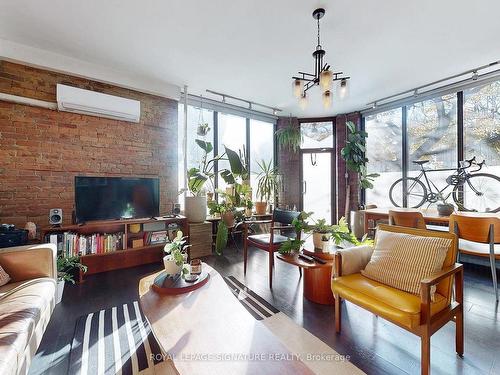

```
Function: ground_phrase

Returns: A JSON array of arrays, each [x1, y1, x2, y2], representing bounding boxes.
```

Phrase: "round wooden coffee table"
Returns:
[[277, 250, 334, 305]]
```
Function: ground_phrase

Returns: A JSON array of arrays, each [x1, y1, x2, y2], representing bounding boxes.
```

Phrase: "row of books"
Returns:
[[46, 232, 126, 257]]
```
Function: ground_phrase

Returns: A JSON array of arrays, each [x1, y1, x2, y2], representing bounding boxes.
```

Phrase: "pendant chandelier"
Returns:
[[292, 8, 350, 110]]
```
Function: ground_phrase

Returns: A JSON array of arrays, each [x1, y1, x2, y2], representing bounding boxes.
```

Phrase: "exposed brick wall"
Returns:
[[276, 117, 300, 209], [0, 61, 178, 229]]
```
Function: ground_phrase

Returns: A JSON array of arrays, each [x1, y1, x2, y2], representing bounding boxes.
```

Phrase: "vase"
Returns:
[[185, 196, 207, 223], [254, 201, 267, 215], [163, 255, 182, 275], [245, 208, 253, 217], [313, 232, 330, 249], [56, 279, 65, 304]]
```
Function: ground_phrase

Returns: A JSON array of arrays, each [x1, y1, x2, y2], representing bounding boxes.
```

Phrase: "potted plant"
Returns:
[[196, 122, 210, 137], [183, 139, 222, 223], [56, 256, 87, 304], [275, 116, 302, 153], [340, 121, 379, 229], [436, 193, 455, 216], [309, 218, 335, 249], [255, 159, 279, 215], [278, 212, 373, 254], [163, 231, 189, 275]]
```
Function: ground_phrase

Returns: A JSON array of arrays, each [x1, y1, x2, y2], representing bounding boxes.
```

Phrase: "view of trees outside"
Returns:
[[300, 122, 334, 148], [250, 120, 274, 201], [407, 94, 457, 207], [365, 79, 500, 210], [463, 81, 500, 210], [365, 108, 402, 207]]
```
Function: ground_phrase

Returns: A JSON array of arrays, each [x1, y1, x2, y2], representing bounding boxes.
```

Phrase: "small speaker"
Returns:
[[49, 208, 63, 226], [172, 203, 181, 215]]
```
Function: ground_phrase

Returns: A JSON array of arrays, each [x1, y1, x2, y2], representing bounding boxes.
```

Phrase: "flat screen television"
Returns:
[[75, 176, 160, 223]]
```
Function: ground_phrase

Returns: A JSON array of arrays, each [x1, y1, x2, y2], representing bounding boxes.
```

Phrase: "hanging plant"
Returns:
[[197, 122, 210, 136], [275, 116, 301, 153]]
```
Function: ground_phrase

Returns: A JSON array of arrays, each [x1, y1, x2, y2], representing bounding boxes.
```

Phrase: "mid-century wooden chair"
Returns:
[[332, 224, 463, 375], [389, 209, 448, 232], [242, 209, 300, 288], [449, 213, 500, 301], [388, 209, 427, 229]]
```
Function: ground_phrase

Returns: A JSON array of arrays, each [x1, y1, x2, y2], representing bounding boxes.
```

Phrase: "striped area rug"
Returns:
[[68, 301, 163, 375], [223, 275, 280, 320]]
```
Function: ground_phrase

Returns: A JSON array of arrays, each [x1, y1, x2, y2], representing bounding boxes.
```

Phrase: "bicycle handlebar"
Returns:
[[470, 159, 486, 172]]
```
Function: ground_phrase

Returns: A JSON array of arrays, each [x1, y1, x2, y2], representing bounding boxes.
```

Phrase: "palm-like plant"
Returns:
[[255, 159, 279, 203]]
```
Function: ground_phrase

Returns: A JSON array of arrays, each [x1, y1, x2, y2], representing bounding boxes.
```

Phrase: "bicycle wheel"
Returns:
[[452, 173, 500, 212], [389, 177, 428, 208]]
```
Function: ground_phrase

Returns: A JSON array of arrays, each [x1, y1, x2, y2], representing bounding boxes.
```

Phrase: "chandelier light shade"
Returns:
[[293, 79, 303, 98], [322, 90, 332, 109], [339, 78, 349, 99], [299, 92, 308, 110], [292, 8, 350, 109], [320, 70, 332, 91]]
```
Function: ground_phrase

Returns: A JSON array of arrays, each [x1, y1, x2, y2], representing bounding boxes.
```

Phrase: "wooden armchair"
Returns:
[[331, 224, 463, 375], [242, 209, 300, 288], [388, 209, 427, 229]]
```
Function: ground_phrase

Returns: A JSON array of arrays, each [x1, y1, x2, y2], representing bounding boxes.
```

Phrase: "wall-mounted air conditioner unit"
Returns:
[[56, 84, 141, 123]]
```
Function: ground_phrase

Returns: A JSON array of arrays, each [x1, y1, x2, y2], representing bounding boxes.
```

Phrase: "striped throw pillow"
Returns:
[[0, 265, 10, 286], [361, 230, 451, 297]]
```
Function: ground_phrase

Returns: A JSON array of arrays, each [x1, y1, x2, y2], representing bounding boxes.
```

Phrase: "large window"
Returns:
[[178, 104, 275, 202], [217, 113, 247, 193], [365, 108, 403, 207], [250, 120, 274, 200], [463, 81, 500, 211], [363, 79, 500, 210]]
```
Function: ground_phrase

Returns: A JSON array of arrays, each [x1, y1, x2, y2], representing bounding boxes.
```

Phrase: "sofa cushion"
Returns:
[[361, 229, 451, 297], [0, 265, 10, 287], [0, 278, 55, 375], [331, 273, 448, 329]]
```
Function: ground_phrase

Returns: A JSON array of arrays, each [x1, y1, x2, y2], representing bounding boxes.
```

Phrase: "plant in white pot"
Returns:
[[255, 159, 279, 215], [56, 256, 87, 304], [163, 231, 189, 275], [183, 139, 222, 223]]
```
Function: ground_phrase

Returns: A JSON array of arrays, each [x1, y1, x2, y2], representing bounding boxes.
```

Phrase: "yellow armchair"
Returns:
[[331, 224, 463, 375]]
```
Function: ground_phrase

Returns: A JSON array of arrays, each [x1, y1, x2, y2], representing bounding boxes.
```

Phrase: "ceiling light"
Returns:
[[292, 79, 303, 98], [339, 79, 349, 99], [322, 90, 332, 109], [320, 70, 333, 91], [292, 8, 350, 110], [299, 92, 308, 110]]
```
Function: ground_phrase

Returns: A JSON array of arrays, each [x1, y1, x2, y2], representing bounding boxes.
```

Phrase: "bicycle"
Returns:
[[388, 156, 500, 212]]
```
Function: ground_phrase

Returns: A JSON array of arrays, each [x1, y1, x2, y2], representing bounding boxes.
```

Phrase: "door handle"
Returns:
[[303, 181, 307, 195]]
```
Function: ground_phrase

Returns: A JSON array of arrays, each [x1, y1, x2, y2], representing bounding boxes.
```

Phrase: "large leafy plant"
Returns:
[[341, 121, 379, 190], [185, 139, 223, 196]]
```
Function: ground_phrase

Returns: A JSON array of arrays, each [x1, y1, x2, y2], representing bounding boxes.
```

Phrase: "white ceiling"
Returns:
[[1, 0, 499, 117]]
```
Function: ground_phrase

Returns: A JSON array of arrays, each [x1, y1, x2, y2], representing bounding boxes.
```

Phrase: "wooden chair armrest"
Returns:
[[244, 219, 272, 225], [420, 263, 463, 287], [271, 225, 294, 231]]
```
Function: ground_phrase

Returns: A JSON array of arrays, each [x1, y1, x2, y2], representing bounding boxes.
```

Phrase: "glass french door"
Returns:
[[301, 151, 334, 224]]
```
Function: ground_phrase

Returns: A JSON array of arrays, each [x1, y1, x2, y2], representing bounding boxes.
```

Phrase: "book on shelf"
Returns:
[[45, 232, 125, 257]]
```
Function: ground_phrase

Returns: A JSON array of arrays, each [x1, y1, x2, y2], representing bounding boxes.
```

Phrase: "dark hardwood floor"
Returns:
[[30, 244, 500, 375]]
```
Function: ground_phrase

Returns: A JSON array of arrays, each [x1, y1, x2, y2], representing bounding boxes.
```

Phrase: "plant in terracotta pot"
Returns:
[[56, 256, 87, 304], [163, 231, 190, 275], [255, 159, 279, 215]]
